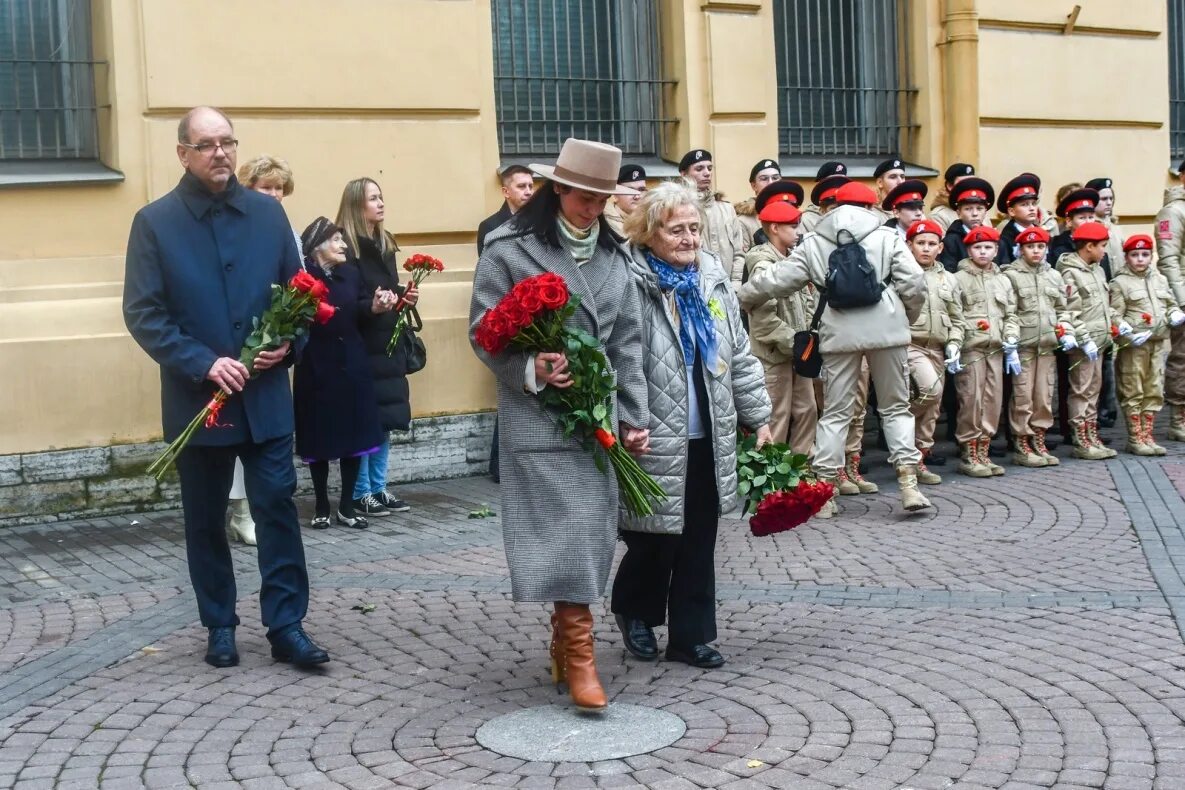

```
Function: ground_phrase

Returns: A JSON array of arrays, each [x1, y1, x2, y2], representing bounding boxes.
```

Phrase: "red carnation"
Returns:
[[1110, 325, 1121, 338], [1055, 325, 1066, 338], [1143, 312, 1153, 324], [313, 300, 336, 325], [976, 319, 990, 331], [290, 270, 318, 293]]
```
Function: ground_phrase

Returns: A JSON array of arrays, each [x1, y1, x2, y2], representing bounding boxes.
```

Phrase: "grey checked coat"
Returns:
[[469, 222, 649, 604], [620, 247, 772, 535]]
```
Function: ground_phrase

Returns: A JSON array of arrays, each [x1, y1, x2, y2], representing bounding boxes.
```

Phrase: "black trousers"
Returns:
[[611, 438, 720, 648], [175, 434, 309, 636]]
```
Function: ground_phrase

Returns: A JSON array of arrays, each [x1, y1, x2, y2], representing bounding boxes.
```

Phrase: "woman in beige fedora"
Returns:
[[469, 138, 651, 712]]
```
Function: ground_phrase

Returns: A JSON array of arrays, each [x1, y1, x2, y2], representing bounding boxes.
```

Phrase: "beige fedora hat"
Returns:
[[530, 138, 639, 196]]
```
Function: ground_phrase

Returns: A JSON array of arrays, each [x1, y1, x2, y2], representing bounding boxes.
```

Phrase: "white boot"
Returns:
[[228, 499, 257, 546]]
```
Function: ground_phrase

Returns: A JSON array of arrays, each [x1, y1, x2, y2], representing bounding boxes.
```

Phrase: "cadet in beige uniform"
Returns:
[[931, 163, 976, 232], [603, 164, 647, 238], [679, 148, 747, 285], [1109, 234, 1185, 455], [954, 225, 1017, 477], [800, 162, 848, 234], [1002, 226, 1074, 467], [1058, 222, 1117, 460], [1087, 177, 1126, 271], [905, 219, 965, 485], [743, 198, 818, 455], [739, 182, 930, 518], [1155, 165, 1185, 441], [870, 157, 907, 224], [735, 158, 782, 251]]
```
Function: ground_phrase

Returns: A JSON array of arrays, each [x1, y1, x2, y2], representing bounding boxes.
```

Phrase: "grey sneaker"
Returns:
[[353, 494, 388, 515]]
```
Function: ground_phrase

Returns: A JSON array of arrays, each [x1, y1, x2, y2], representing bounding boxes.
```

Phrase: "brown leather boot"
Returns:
[[554, 603, 607, 712]]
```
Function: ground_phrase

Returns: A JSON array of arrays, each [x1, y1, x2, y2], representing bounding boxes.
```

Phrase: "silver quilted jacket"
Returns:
[[620, 246, 772, 534]]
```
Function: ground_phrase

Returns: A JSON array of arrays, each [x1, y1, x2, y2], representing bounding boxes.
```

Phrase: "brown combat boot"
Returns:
[[958, 439, 992, 478], [1088, 420, 1118, 459], [916, 449, 942, 485], [1012, 436, 1047, 468], [1125, 413, 1157, 457], [1072, 422, 1109, 460], [1170, 406, 1185, 442], [1142, 412, 1167, 456], [845, 454, 879, 494], [1033, 429, 1059, 466], [835, 466, 860, 496], [896, 464, 933, 512], [554, 603, 607, 712]]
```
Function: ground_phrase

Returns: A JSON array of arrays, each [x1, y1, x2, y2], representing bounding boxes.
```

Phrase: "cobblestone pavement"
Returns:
[[4, 432, 1185, 789]]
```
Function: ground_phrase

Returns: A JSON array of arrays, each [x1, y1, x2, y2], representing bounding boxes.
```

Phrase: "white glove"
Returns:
[[944, 343, 963, 375], [1083, 339, 1099, 361], [1060, 334, 1078, 352], [1130, 330, 1153, 347], [1117, 321, 1134, 337], [1004, 348, 1021, 376], [1171, 309, 1185, 327], [1002, 337, 1019, 354]]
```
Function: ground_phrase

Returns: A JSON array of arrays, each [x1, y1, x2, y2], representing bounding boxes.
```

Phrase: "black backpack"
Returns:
[[825, 229, 885, 308]]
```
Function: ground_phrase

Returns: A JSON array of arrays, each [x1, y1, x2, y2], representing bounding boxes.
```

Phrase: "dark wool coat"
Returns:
[[469, 222, 649, 604], [123, 173, 302, 444], [293, 262, 384, 461], [351, 235, 413, 431]]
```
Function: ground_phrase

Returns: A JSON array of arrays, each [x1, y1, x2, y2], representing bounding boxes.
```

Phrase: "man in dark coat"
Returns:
[[123, 106, 328, 669], [476, 164, 535, 482]]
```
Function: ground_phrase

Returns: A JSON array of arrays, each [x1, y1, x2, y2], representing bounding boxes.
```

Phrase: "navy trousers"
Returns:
[[175, 434, 308, 635]]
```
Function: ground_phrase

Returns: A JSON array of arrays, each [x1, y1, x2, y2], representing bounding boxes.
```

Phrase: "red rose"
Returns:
[[503, 302, 532, 330], [290, 270, 318, 294], [313, 300, 336, 325], [748, 480, 835, 537], [309, 279, 329, 300], [486, 310, 514, 343], [539, 281, 569, 311], [518, 287, 544, 315], [476, 310, 510, 354]]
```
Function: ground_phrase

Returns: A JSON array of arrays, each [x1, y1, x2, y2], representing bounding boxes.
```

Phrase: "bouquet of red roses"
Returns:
[[474, 273, 666, 517], [386, 253, 444, 356], [736, 432, 834, 536], [146, 271, 336, 480]]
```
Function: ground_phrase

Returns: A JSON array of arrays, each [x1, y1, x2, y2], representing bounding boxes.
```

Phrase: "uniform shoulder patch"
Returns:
[[1160, 219, 1174, 240]]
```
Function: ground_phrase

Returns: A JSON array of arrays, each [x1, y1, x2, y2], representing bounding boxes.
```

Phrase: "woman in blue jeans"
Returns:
[[336, 177, 420, 515]]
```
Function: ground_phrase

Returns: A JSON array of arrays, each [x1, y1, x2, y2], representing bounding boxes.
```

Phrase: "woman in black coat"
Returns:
[[293, 217, 396, 529], [336, 178, 421, 516]]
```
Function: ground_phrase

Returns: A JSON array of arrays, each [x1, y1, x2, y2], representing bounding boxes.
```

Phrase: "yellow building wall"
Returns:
[[0, 0, 1178, 457]]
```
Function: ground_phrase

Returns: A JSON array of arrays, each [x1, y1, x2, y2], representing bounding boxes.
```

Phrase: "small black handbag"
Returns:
[[404, 306, 427, 375], [791, 291, 827, 378]]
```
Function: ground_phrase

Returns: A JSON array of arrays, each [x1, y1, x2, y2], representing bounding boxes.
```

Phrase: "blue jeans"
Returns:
[[353, 440, 389, 500]]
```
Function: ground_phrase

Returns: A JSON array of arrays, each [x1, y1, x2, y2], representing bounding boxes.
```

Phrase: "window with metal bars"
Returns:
[[1170, 0, 1185, 161], [0, 0, 100, 160], [490, 0, 674, 158], [773, 0, 917, 159]]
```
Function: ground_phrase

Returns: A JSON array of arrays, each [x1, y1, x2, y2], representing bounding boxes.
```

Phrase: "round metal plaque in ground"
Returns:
[[475, 704, 686, 762]]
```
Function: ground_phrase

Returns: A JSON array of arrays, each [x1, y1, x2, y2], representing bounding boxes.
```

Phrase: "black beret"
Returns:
[[948, 177, 995, 209], [996, 173, 1042, 213], [1084, 177, 1112, 193], [678, 149, 711, 172], [755, 179, 805, 213], [749, 158, 780, 182], [874, 157, 905, 179], [816, 161, 847, 180], [810, 174, 850, 206], [881, 179, 929, 212], [1056, 187, 1101, 219], [944, 162, 974, 185], [618, 164, 647, 184]]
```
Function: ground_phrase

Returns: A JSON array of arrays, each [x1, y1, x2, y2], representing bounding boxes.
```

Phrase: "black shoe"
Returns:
[[270, 626, 330, 666], [927, 451, 947, 467], [375, 491, 410, 512], [666, 643, 725, 668], [614, 614, 658, 661], [1099, 413, 1117, 428], [336, 510, 368, 529], [205, 626, 238, 668], [354, 494, 388, 515], [988, 442, 1007, 458]]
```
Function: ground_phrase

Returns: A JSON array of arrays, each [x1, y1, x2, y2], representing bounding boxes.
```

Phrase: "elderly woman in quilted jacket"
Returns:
[[612, 182, 773, 670]]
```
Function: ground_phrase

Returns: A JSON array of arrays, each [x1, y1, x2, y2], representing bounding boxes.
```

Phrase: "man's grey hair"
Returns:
[[177, 106, 233, 144]]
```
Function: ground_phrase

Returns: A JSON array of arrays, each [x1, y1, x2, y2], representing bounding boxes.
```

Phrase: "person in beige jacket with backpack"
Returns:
[[743, 198, 817, 455], [739, 182, 929, 518]]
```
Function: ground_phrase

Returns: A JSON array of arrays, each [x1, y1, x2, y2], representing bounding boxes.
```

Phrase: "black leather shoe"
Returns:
[[614, 614, 658, 661], [666, 643, 725, 668], [927, 451, 947, 467], [270, 626, 330, 666], [205, 626, 238, 668]]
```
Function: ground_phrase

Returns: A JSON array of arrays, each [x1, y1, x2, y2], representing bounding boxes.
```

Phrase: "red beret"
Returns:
[[1015, 226, 1050, 245], [758, 200, 802, 224], [835, 182, 877, 207], [963, 225, 1001, 246], [1071, 221, 1109, 243], [906, 219, 943, 241], [1123, 234, 1154, 253]]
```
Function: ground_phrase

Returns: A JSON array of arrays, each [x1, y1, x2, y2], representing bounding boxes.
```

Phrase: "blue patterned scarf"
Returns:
[[645, 252, 718, 370]]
